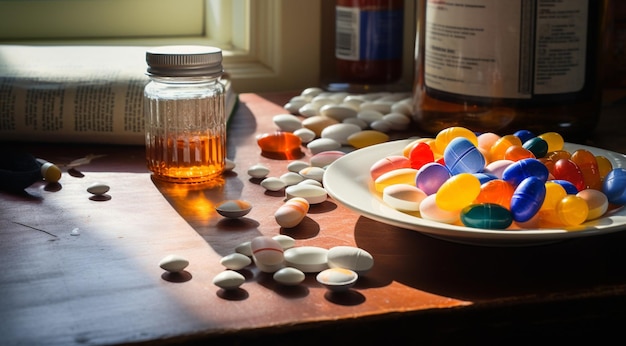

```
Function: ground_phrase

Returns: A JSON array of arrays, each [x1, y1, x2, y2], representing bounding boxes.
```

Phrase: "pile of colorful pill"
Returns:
[[371, 126, 626, 230]]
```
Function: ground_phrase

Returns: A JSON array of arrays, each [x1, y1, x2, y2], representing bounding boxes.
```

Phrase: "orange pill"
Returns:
[[490, 135, 522, 161], [571, 149, 602, 190], [256, 132, 303, 159], [474, 179, 514, 210], [504, 145, 536, 162], [595, 155, 613, 181]]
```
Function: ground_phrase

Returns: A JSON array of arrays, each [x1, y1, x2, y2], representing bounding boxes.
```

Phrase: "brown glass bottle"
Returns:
[[335, 0, 404, 84], [412, 0, 611, 141]]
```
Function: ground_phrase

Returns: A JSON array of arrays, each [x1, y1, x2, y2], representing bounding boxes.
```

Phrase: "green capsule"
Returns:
[[522, 137, 549, 159], [461, 203, 513, 230]]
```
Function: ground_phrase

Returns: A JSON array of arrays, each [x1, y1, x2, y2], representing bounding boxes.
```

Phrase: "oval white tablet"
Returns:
[[284, 246, 329, 273]]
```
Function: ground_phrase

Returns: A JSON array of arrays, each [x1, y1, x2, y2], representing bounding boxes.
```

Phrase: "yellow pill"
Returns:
[[538, 132, 565, 152], [374, 168, 418, 193], [435, 173, 481, 211], [347, 130, 389, 149], [435, 126, 477, 153]]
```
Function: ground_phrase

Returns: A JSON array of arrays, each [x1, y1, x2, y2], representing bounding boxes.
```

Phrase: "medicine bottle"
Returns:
[[412, 0, 610, 141], [144, 45, 226, 183], [334, 0, 404, 85]]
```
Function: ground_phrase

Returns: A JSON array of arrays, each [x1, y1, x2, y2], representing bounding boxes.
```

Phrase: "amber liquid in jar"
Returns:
[[412, 0, 610, 141], [145, 85, 225, 183]]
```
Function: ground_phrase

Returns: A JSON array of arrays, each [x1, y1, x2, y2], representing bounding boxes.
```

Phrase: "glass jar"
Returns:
[[144, 45, 226, 184], [412, 0, 611, 141]]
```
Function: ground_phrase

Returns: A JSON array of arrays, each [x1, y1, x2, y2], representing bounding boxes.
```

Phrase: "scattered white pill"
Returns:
[[284, 246, 329, 273], [307, 138, 341, 154], [274, 197, 310, 228], [159, 254, 189, 273], [215, 200, 252, 218], [213, 270, 245, 290], [273, 113, 303, 132], [272, 234, 296, 249], [327, 246, 375, 275], [285, 184, 327, 204], [235, 241, 252, 256], [280, 171, 305, 186], [316, 268, 358, 292], [220, 253, 252, 270], [293, 128, 317, 143], [287, 160, 310, 173], [247, 164, 270, 179], [224, 158, 236, 171], [70, 228, 80, 236], [273, 267, 306, 286], [298, 166, 325, 183], [260, 177, 287, 191], [87, 182, 110, 196]]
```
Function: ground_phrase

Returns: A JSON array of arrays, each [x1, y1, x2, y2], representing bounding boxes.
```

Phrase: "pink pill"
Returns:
[[419, 194, 460, 224], [370, 155, 411, 180]]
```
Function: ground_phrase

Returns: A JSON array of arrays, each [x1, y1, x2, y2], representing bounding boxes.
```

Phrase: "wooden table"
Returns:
[[2, 92, 626, 345]]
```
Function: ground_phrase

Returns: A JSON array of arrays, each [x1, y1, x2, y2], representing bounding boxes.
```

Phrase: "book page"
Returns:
[[0, 45, 237, 145]]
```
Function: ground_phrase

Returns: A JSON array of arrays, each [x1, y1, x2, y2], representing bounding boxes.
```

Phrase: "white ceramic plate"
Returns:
[[323, 139, 626, 246]]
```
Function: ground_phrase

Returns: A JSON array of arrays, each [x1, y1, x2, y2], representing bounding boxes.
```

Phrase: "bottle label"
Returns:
[[424, 0, 589, 99], [336, 6, 404, 61]]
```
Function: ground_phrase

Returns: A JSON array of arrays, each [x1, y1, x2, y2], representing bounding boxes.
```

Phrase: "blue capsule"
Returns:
[[510, 176, 546, 222], [502, 158, 549, 187], [514, 129, 536, 144], [602, 168, 626, 205], [443, 137, 485, 175], [461, 203, 513, 230]]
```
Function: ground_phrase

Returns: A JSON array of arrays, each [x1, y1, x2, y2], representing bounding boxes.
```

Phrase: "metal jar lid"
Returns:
[[146, 45, 223, 77]]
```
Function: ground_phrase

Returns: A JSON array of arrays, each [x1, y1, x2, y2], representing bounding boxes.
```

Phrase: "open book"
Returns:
[[0, 45, 237, 145]]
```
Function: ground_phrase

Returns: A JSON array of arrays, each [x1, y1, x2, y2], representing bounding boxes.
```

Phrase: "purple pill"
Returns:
[[415, 162, 451, 195], [510, 176, 546, 222]]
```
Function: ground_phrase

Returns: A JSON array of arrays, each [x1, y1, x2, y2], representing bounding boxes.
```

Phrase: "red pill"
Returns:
[[552, 158, 586, 192], [408, 142, 435, 170], [571, 149, 602, 190], [370, 155, 411, 180]]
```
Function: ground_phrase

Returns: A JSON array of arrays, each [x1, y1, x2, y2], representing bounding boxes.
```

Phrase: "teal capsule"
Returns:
[[461, 203, 513, 230], [522, 137, 549, 159]]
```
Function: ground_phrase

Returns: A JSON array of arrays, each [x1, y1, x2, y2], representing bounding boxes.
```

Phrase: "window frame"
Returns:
[[0, 0, 323, 93]]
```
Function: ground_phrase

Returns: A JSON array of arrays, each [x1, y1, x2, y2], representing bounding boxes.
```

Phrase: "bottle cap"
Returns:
[[146, 45, 223, 77]]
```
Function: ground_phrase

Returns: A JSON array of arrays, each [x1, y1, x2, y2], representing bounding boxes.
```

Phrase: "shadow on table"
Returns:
[[353, 216, 626, 301]]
